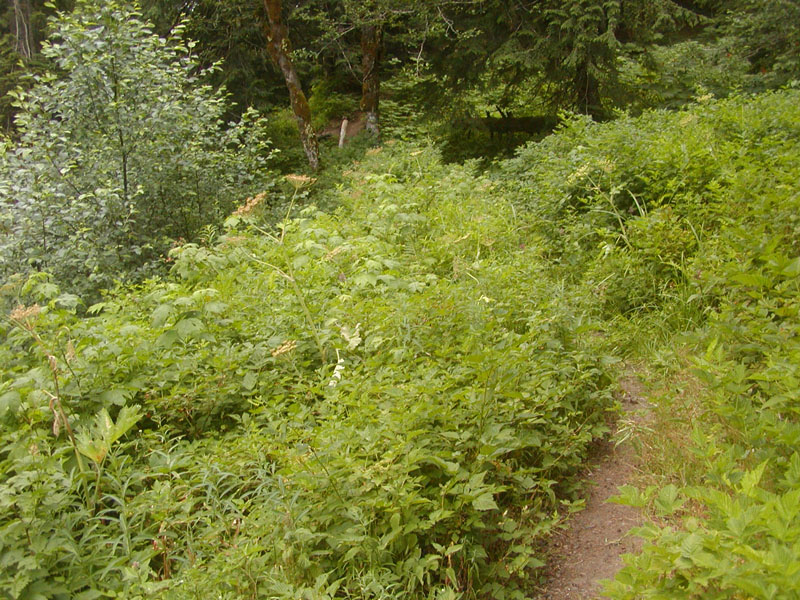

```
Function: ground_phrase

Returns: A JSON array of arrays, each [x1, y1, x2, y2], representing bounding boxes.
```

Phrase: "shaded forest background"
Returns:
[[3, 0, 798, 138]]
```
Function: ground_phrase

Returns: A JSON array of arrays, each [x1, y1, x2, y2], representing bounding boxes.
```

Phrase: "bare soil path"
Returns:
[[536, 372, 650, 599]]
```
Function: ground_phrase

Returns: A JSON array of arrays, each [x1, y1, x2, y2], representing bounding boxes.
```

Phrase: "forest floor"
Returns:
[[318, 112, 367, 142], [536, 371, 651, 599]]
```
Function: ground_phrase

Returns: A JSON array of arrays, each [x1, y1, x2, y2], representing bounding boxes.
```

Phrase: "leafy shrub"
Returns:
[[618, 38, 758, 111], [584, 206, 699, 315], [596, 90, 800, 597], [0, 143, 614, 598], [308, 78, 359, 130], [0, 1, 273, 299], [500, 89, 800, 321], [254, 107, 314, 173]]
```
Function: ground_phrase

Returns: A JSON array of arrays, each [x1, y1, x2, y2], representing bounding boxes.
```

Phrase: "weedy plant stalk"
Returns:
[[6, 305, 86, 476]]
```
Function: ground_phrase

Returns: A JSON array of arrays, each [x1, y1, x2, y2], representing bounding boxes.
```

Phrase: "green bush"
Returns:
[[0, 143, 614, 599], [577, 90, 800, 598], [500, 90, 800, 320], [617, 39, 758, 111], [0, 1, 273, 299]]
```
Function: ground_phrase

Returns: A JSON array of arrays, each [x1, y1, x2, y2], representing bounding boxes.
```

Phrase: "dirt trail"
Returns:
[[536, 373, 650, 599]]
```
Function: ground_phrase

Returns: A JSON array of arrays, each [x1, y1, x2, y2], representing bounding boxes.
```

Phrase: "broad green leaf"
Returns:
[[0, 391, 21, 414], [730, 272, 769, 287], [76, 436, 108, 464], [54, 293, 81, 309], [654, 484, 684, 516], [151, 303, 173, 328], [740, 460, 768, 495], [175, 317, 205, 338], [608, 484, 655, 508], [472, 492, 498, 511], [111, 405, 142, 443], [292, 255, 311, 270], [155, 329, 180, 349], [781, 256, 800, 277], [242, 371, 258, 391], [118, 324, 141, 337], [203, 301, 228, 315], [99, 389, 128, 406]]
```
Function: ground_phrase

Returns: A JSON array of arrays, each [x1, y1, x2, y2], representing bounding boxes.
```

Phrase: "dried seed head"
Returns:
[[285, 174, 316, 189], [221, 235, 247, 246], [65, 340, 76, 364], [323, 246, 344, 261], [271, 340, 297, 358], [9, 303, 41, 326], [233, 192, 268, 217], [328, 350, 345, 387]]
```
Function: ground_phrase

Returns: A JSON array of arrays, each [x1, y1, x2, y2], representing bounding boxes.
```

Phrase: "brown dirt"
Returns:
[[319, 112, 366, 143], [536, 372, 650, 600]]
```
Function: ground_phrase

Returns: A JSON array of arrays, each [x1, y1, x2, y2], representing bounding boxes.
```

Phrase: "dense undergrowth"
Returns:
[[500, 89, 800, 598], [2, 88, 800, 598], [0, 146, 616, 598], [599, 91, 800, 598], [502, 88, 800, 597]]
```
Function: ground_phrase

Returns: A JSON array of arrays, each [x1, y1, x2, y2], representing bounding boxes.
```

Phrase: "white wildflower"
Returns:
[[328, 349, 345, 387]]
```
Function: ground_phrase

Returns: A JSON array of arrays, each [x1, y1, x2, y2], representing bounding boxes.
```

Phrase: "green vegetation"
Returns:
[[602, 91, 800, 599], [3, 86, 800, 598], [2, 1, 800, 598], [1, 146, 617, 598], [0, 2, 273, 299], [495, 87, 800, 597]]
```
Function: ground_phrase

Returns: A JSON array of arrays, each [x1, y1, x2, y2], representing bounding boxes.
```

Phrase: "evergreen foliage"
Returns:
[[722, 0, 800, 84]]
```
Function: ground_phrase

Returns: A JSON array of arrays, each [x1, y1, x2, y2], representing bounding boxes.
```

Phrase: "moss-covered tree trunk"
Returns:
[[360, 24, 382, 137], [261, 0, 319, 170]]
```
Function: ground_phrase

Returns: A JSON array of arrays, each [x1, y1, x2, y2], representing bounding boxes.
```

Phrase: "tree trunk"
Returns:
[[9, 0, 34, 60], [360, 24, 382, 137], [575, 59, 604, 120], [261, 0, 319, 170]]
